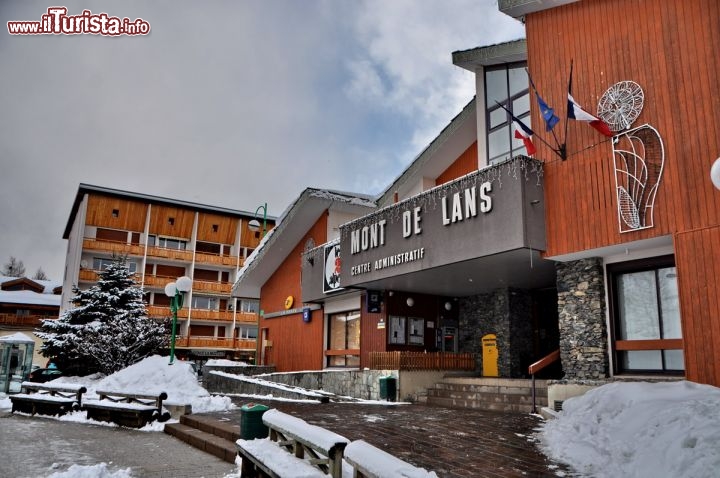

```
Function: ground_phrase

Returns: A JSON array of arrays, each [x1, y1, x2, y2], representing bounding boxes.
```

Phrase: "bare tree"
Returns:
[[2, 256, 26, 277], [33, 268, 48, 281]]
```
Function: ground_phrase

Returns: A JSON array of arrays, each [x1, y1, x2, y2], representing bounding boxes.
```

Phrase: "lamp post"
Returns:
[[165, 276, 192, 365], [248, 203, 268, 238]]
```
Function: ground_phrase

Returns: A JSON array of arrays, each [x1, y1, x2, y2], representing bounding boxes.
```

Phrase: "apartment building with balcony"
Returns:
[[61, 184, 275, 363]]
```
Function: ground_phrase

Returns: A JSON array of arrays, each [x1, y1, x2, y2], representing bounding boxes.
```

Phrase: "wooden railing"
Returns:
[[146, 245, 193, 261], [142, 275, 175, 288], [235, 311, 259, 324], [192, 280, 232, 294], [146, 305, 189, 319], [369, 351, 476, 371], [78, 269, 100, 282], [175, 336, 256, 350], [0, 313, 57, 326], [189, 309, 234, 321], [83, 238, 144, 256], [194, 252, 241, 267], [528, 349, 561, 413]]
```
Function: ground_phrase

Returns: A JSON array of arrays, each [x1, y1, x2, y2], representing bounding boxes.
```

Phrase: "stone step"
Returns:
[[180, 414, 241, 442], [432, 382, 547, 395], [425, 394, 543, 413], [427, 388, 547, 405], [426, 378, 547, 413], [164, 422, 237, 464]]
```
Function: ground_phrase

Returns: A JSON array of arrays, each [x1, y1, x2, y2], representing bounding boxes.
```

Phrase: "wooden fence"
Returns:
[[369, 351, 476, 371]]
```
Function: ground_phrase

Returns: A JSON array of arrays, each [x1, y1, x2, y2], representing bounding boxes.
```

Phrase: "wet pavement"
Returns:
[[206, 400, 574, 478], [1, 402, 575, 477]]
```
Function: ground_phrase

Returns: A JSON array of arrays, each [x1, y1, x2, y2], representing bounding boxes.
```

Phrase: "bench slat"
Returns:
[[344, 440, 438, 478], [237, 439, 326, 478]]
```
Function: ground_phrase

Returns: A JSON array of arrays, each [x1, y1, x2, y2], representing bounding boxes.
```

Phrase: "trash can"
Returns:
[[379, 376, 397, 402], [240, 403, 270, 439]]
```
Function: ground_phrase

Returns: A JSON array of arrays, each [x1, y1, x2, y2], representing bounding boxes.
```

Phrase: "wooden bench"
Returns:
[[344, 440, 438, 478], [10, 382, 87, 417], [83, 390, 170, 428], [237, 409, 349, 478]]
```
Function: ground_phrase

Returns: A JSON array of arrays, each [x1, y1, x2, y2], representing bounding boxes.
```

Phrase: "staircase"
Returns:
[[426, 377, 547, 413], [164, 414, 239, 463]]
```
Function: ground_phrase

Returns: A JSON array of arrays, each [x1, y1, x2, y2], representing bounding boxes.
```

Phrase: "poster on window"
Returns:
[[323, 243, 343, 293], [389, 316, 406, 344], [409, 317, 425, 345]]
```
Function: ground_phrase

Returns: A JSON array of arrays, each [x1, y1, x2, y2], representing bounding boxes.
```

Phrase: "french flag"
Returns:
[[513, 118, 536, 156], [567, 94, 613, 137]]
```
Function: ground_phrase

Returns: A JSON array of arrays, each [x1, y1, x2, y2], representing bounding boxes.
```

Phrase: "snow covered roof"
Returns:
[[232, 188, 376, 298], [0, 332, 35, 343], [0, 276, 61, 293], [63, 183, 278, 239], [0, 276, 62, 308]]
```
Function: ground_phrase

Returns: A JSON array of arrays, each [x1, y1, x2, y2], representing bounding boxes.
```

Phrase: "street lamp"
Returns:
[[248, 203, 268, 238], [164, 275, 192, 365]]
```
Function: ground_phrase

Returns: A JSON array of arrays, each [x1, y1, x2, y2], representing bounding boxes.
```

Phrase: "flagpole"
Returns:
[[561, 60, 574, 160], [495, 101, 564, 160], [525, 68, 562, 150]]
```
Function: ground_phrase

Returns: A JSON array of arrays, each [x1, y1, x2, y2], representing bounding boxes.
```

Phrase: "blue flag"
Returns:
[[536, 92, 559, 131]]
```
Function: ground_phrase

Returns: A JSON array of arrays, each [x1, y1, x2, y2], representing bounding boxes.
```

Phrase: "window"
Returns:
[[389, 316, 406, 345], [237, 325, 258, 339], [196, 241, 222, 254], [327, 311, 360, 367], [212, 224, 219, 232], [408, 317, 425, 345], [168, 217, 175, 226], [485, 62, 531, 164], [148, 235, 187, 250], [192, 296, 218, 310], [93, 257, 137, 273], [112, 209, 119, 217], [238, 299, 259, 314], [609, 256, 683, 374]]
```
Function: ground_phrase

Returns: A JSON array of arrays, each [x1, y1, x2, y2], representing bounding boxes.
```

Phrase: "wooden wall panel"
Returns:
[[259, 212, 328, 372], [525, 0, 720, 257], [435, 141, 478, 186], [86, 194, 147, 232], [241, 220, 275, 249], [148, 204, 194, 238], [360, 293, 387, 369], [196, 212, 238, 244], [674, 227, 720, 386]]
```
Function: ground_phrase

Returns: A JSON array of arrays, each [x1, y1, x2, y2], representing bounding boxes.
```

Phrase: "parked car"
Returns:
[[27, 368, 63, 383]]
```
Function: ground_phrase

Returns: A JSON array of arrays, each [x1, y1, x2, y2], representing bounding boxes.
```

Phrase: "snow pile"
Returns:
[[206, 359, 250, 366], [46, 463, 132, 478], [540, 380, 720, 477]]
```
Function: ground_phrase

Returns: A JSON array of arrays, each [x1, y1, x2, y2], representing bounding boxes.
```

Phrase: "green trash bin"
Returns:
[[240, 403, 270, 439], [379, 376, 397, 402]]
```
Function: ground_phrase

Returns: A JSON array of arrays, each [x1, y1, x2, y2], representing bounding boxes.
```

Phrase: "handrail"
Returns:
[[528, 349, 560, 413]]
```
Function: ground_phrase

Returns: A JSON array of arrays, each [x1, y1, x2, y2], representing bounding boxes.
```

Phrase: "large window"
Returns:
[[609, 256, 684, 374], [485, 62, 531, 164], [192, 296, 218, 310], [93, 257, 137, 273], [147, 235, 187, 250], [327, 311, 360, 367]]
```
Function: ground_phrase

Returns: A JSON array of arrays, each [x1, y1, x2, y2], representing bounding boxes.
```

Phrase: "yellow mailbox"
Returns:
[[482, 333, 498, 377]]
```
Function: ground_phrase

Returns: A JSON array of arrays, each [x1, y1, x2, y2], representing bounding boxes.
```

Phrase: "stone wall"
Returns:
[[556, 258, 609, 380], [202, 365, 275, 377], [459, 288, 533, 377]]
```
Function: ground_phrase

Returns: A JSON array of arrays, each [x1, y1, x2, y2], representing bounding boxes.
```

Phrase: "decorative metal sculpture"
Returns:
[[612, 124, 665, 232], [597, 81, 644, 132]]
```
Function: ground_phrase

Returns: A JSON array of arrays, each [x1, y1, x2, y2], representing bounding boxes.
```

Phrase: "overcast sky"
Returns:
[[0, 1, 524, 281]]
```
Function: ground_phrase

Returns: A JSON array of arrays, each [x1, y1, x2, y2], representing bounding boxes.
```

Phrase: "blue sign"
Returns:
[[302, 307, 311, 323]]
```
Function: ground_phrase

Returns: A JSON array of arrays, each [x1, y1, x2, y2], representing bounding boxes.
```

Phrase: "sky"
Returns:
[[1, 355, 718, 477], [0, 1, 525, 281]]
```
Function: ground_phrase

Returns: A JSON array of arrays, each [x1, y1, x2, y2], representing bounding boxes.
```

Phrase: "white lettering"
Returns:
[[451, 192, 463, 223], [442, 196, 450, 226], [480, 181, 492, 213], [402, 210, 412, 238], [413, 206, 422, 235], [465, 187, 477, 219], [351, 229, 360, 254]]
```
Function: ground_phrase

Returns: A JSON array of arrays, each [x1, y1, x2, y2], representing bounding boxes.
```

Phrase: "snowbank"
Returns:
[[539, 380, 720, 477]]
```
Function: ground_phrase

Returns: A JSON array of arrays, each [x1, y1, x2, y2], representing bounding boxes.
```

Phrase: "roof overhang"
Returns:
[[497, 0, 581, 20], [452, 39, 527, 72], [232, 189, 376, 299]]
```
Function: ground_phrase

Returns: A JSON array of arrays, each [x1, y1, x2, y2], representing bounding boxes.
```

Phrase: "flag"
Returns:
[[536, 93, 560, 131], [512, 117, 536, 156], [567, 93, 613, 137]]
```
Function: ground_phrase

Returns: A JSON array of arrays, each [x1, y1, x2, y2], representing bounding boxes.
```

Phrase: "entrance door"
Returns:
[[441, 327, 458, 353]]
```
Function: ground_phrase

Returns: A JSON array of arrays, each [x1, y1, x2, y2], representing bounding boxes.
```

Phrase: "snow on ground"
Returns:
[[205, 358, 251, 366], [539, 380, 720, 478]]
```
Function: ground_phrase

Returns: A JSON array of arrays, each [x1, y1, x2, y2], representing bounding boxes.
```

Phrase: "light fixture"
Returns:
[[711, 157, 720, 190], [248, 203, 269, 237], [444, 301, 452, 311], [406, 297, 414, 307], [165, 275, 193, 365]]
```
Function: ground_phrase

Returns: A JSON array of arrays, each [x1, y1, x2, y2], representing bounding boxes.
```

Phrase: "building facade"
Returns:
[[62, 184, 275, 363], [234, 0, 720, 394]]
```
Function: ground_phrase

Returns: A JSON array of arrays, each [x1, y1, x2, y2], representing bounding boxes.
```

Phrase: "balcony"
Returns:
[[143, 275, 175, 289], [195, 252, 241, 267], [192, 280, 232, 295], [188, 309, 234, 322], [146, 305, 189, 319], [0, 313, 56, 327], [78, 269, 100, 282], [146, 245, 193, 262], [175, 336, 256, 350], [235, 311, 259, 324], [83, 238, 144, 256]]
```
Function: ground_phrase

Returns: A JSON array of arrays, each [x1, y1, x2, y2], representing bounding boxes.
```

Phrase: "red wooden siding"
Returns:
[[526, 0, 720, 257], [259, 212, 328, 372], [360, 293, 386, 369], [435, 141, 478, 186], [674, 227, 720, 386]]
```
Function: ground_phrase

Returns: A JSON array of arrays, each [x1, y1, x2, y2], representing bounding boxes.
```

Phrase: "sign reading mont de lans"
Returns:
[[338, 158, 546, 287]]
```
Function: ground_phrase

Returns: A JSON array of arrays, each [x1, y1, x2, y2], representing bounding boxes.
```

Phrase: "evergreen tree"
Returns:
[[33, 268, 48, 281], [37, 256, 170, 375], [2, 256, 26, 277]]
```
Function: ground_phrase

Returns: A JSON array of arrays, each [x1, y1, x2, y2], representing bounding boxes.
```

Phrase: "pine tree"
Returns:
[[37, 256, 170, 375], [33, 268, 48, 280], [2, 256, 26, 277]]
